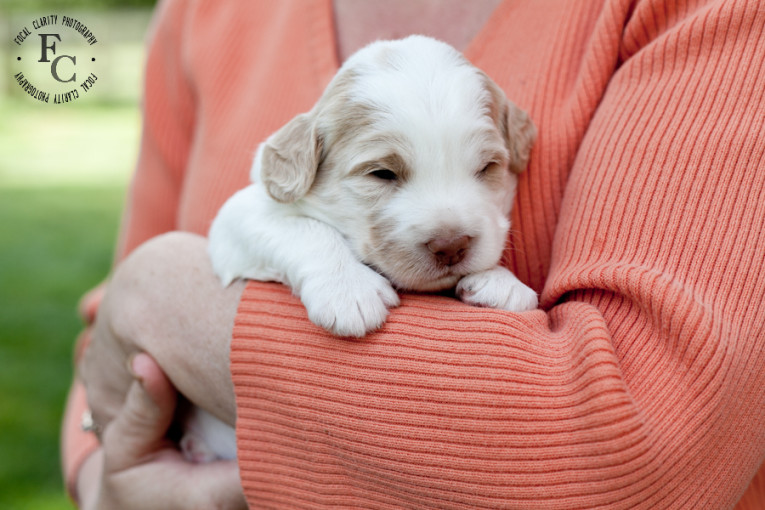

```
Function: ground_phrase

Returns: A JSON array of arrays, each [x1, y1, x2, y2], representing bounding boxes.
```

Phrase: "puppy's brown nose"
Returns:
[[427, 235, 472, 267]]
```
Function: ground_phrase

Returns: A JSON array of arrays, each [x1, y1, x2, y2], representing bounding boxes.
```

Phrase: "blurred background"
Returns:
[[1, 0, 155, 508]]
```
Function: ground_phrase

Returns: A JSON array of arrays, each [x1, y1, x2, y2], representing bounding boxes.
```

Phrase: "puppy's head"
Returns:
[[258, 35, 536, 291]]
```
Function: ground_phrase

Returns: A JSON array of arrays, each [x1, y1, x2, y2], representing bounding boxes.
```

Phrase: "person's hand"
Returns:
[[78, 353, 247, 510], [80, 232, 245, 433]]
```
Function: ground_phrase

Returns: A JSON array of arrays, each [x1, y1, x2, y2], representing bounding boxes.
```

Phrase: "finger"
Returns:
[[105, 458, 248, 510], [101, 353, 177, 473], [78, 282, 106, 323], [183, 461, 248, 510], [128, 351, 176, 412]]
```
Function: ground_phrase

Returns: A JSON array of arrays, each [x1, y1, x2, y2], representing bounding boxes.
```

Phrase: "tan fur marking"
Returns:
[[480, 72, 537, 174], [506, 105, 536, 174], [260, 113, 322, 203]]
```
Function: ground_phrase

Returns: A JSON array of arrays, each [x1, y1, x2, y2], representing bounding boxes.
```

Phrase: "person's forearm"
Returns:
[[81, 232, 245, 430]]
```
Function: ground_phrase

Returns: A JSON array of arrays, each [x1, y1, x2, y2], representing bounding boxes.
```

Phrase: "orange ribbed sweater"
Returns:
[[63, 0, 765, 508]]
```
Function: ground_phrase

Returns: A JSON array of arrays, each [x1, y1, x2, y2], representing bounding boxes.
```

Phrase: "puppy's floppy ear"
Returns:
[[482, 73, 537, 174], [260, 113, 323, 203], [505, 104, 537, 174]]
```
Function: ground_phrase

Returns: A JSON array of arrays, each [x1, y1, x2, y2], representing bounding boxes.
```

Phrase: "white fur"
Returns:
[[185, 36, 538, 462], [180, 407, 237, 462]]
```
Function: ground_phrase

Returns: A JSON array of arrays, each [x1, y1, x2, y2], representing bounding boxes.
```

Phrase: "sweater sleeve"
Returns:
[[60, 0, 195, 501], [229, 1, 765, 508]]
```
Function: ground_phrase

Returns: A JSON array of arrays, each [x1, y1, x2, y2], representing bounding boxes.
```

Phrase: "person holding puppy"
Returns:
[[65, 0, 765, 508]]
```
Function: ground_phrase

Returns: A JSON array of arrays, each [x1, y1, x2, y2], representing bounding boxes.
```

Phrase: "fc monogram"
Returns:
[[11, 14, 99, 104]]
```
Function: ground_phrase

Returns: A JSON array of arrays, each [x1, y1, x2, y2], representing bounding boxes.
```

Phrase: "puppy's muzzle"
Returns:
[[426, 234, 473, 267]]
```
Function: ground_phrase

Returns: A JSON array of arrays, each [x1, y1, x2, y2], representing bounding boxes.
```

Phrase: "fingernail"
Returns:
[[127, 353, 145, 385]]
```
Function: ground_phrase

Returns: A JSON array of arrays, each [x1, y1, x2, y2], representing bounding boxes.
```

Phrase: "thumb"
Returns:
[[102, 353, 177, 473]]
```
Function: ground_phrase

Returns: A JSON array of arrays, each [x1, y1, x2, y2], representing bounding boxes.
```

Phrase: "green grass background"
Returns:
[[0, 186, 124, 510]]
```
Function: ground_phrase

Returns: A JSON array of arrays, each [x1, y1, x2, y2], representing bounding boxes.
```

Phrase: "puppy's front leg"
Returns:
[[296, 237, 401, 337], [209, 186, 399, 337], [456, 266, 538, 312]]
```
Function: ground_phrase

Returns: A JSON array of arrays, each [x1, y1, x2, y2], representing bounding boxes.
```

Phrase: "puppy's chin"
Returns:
[[363, 235, 505, 292], [374, 262, 464, 292], [398, 273, 462, 292]]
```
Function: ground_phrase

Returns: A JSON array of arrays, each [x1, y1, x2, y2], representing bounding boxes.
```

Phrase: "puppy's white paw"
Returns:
[[456, 266, 537, 312], [301, 265, 400, 337]]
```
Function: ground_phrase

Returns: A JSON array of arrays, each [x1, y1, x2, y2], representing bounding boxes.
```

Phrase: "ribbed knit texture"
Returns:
[[63, 0, 765, 507]]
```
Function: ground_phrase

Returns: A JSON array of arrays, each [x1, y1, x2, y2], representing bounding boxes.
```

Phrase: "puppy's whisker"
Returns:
[[505, 227, 524, 251]]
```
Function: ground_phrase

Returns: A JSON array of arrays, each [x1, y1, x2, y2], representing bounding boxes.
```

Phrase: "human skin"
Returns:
[[80, 232, 244, 437], [77, 353, 246, 510]]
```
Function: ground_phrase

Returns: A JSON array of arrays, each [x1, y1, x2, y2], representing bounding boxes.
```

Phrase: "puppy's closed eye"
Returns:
[[355, 153, 409, 184], [477, 161, 500, 177], [370, 168, 398, 181]]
